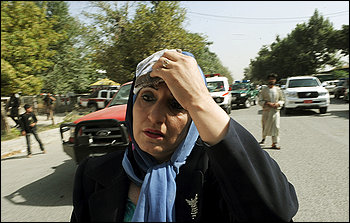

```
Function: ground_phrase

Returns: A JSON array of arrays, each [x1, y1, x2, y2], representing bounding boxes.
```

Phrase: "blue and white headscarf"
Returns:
[[122, 49, 206, 222]]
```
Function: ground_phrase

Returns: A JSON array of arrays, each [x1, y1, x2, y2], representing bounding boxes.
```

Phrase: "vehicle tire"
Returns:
[[284, 108, 293, 115], [253, 96, 259, 105], [335, 92, 340, 99], [226, 104, 231, 114], [319, 107, 327, 114], [88, 103, 98, 112], [244, 99, 251, 108]]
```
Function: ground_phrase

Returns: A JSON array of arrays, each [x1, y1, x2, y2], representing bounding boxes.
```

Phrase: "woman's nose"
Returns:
[[147, 102, 167, 124]]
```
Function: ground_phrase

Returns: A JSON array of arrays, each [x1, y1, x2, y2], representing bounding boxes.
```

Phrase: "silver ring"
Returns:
[[162, 59, 170, 68]]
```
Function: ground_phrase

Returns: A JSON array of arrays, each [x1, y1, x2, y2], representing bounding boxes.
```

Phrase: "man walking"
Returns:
[[19, 104, 46, 158], [258, 74, 285, 149], [43, 93, 56, 124], [6, 92, 21, 128]]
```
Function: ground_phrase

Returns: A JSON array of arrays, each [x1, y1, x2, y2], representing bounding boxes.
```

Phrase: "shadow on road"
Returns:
[[4, 159, 77, 207]]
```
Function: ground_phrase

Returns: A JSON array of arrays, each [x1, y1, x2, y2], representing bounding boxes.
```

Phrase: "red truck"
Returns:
[[60, 81, 132, 164]]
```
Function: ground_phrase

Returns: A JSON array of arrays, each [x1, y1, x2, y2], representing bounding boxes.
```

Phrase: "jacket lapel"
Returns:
[[176, 145, 208, 222], [86, 153, 130, 222]]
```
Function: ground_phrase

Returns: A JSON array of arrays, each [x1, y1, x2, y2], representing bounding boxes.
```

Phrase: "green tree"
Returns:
[[37, 1, 100, 94], [1, 1, 60, 96], [328, 24, 349, 56], [82, 1, 231, 84], [195, 46, 233, 83], [246, 10, 347, 82]]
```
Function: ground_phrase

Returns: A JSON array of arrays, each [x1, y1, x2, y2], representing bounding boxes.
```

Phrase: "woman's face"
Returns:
[[133, 83, 191, 163]]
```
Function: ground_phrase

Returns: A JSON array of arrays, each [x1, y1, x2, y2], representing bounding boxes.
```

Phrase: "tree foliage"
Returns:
[[37, 1, 100, 94], [245, 10, 349, 82], [82, 1, 232, 84], [2, 1, 234, 96], [1, 1, 61, 95]]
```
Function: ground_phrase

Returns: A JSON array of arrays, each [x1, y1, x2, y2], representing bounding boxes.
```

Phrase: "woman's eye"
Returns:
[[141, 94, 154, 102]]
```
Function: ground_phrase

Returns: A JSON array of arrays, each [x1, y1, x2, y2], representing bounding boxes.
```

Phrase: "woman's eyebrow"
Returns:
[[143, 85, 159, 91]]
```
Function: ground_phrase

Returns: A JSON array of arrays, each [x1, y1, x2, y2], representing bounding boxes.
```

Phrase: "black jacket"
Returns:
[[70, 118, 298, 222], [19, 112, 37, 133]]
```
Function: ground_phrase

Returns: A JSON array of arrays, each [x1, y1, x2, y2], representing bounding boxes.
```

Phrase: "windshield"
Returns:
[[207, 81, 225, 92], [288, 79, 320, 88], [232, 83, 249, 90], [108, 83, 132, 106]]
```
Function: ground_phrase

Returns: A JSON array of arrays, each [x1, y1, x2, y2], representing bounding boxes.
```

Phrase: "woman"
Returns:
[[70, 49, 298, 222]]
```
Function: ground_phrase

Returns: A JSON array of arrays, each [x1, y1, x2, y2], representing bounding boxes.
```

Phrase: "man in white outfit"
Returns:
[[258, 74, 285, 149]]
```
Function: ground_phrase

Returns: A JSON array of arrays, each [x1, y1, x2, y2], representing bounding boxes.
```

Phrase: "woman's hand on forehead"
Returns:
[[150, 50, 230, 146], [150, 51, 210, 111]]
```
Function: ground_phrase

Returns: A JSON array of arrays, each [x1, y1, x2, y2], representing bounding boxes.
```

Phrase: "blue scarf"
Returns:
[[122, 50, 206, 222]]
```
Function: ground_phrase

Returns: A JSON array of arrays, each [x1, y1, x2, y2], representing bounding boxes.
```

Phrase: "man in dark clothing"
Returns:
[[7, 93, 21, 128], [43, 93, 56, 124], [19, 104, 46, 158]]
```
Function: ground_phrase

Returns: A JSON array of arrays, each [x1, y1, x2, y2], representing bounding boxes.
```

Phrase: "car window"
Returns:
[[101, 91, 108, 98], [108, 83, 132, 106], [88, 90, 99, 98], [232, 83, 249, 90], [288, 79, 319, 88], [207, 81, 225, 92]]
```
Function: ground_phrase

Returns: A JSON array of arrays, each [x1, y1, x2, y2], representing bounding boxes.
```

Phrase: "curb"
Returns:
[[1, 149, 26, 159]]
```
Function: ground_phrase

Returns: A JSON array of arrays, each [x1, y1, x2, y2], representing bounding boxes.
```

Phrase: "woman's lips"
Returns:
[[143, 129, 164, 139]]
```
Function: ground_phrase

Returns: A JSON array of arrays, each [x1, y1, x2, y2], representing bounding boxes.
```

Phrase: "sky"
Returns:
[[67, 1, 349, 81]]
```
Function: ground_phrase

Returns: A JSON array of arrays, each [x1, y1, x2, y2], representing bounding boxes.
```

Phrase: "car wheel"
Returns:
[[284, 108, 293, 115], [226, 104, 231, 114], [335, 92, 340, 99], [244, 99, 251, 108], [253, 96, 259, 105], [88, 103, 98, 112], [319, 107, 327, 114]]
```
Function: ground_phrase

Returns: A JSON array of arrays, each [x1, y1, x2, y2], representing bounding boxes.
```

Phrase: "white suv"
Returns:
[[206, 75, 232, 114], [282, 76, 330, 114]]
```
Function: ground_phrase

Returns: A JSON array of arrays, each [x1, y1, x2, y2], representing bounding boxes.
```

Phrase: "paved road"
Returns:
[[1, 97, 349, 222]]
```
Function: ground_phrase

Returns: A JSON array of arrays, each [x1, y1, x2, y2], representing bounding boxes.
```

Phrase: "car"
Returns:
[[282, 76, 330, 114], [334, 78, 349, 99], [277, 78, 287, 88], [321, 80, 340, 95], [206, 74, 232, 114], [344, 87, 349, 102], [231, 80, 260, 108], [59, 81, 132, 164], [79, 89, 118, 111]]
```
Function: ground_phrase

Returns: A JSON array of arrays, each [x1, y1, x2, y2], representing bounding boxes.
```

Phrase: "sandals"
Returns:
[[271, 144, 281, 150]]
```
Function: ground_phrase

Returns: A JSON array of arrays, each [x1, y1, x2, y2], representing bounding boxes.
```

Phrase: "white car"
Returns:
[[206, 75, 232, 114], [321, 80, 339, 95], [282, 76, 330, 114]]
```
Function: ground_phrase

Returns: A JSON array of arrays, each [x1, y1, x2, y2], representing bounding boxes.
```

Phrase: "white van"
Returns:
[[206, 74, 232, 114]]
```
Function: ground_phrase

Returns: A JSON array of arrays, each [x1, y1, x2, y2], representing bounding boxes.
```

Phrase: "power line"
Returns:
[[188, 14, 309, 24], [187, 10, 349, 21]]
